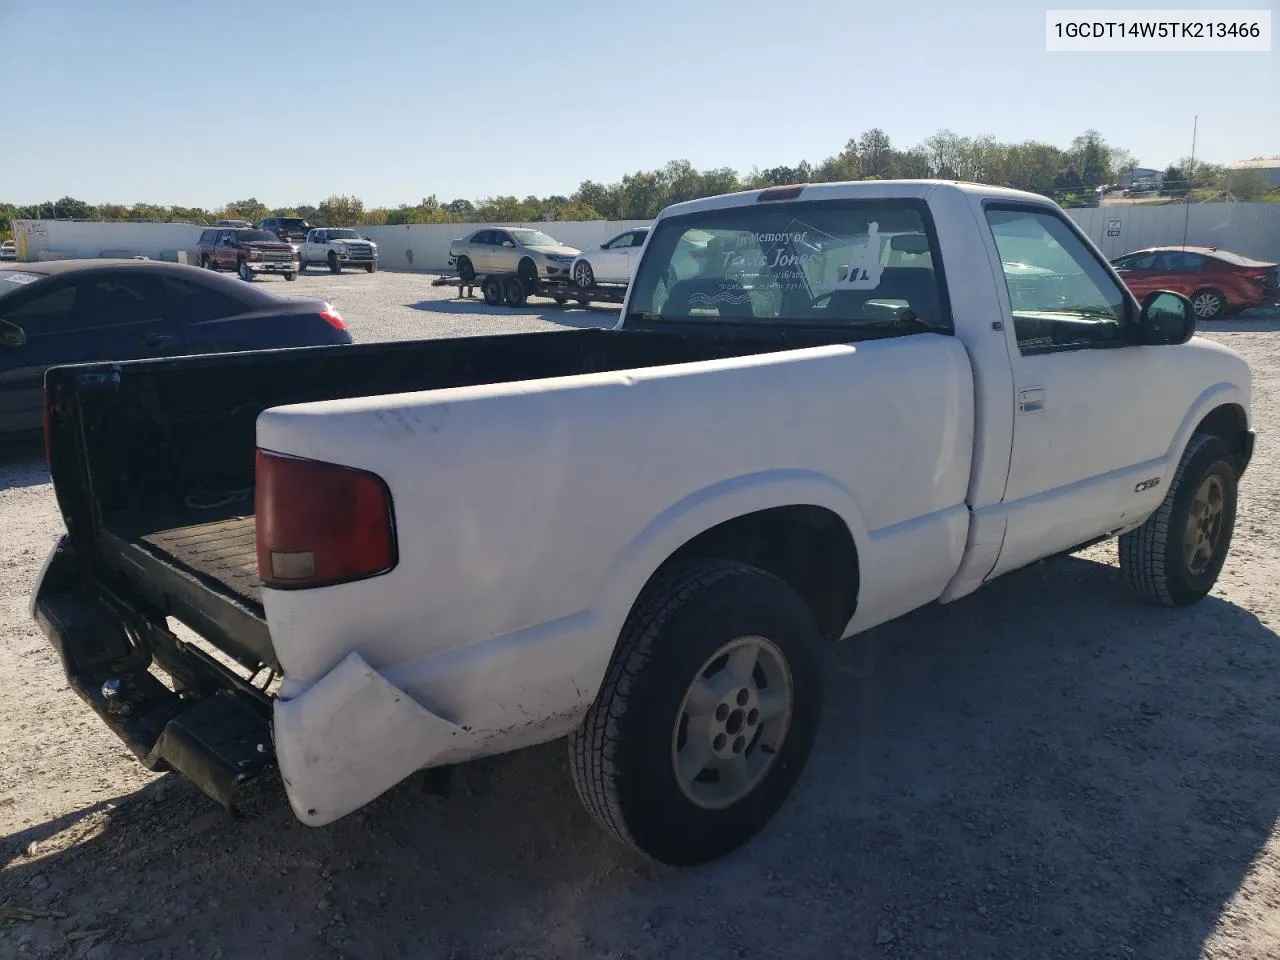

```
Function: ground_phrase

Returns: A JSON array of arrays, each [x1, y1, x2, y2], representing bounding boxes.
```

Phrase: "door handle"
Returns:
[[144, 332, 174, 346], [1018, 387, 1045, 413]]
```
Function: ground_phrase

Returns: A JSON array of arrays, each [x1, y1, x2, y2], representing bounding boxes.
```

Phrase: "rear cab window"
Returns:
[[627, 198, 951, 334]]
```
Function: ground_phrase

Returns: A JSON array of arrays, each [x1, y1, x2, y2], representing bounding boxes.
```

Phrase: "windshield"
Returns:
[[627, 199, 948, 329], [326, 229, 361, 240], [510, 229, 560, 247], [0, 271, 47, 299], [236, 230, 278, 243]]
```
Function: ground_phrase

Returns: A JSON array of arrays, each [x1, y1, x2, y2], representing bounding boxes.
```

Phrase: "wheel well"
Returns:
[[1194, 403, 1249, 471], [657, 505, 859, 640]]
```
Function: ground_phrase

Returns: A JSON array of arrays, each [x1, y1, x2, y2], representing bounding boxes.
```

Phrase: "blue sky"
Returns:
[[2, 0, 1276, 207]]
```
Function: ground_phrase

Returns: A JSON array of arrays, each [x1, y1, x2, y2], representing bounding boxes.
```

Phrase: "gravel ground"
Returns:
[[2, 272, 1279, 960]]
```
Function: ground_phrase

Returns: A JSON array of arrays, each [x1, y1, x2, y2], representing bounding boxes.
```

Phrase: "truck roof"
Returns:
[[657, 179, 1054, 219]]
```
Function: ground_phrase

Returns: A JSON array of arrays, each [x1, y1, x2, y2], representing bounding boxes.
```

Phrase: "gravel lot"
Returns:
[[2, 271, 1279, 960]]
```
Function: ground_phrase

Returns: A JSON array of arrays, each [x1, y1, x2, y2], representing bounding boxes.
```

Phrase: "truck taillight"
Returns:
[[255, 450, 396, 589], [319, 303, 346, 331]]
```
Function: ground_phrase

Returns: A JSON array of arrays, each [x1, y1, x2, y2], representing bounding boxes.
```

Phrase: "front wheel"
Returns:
[[1119, 433, 1238, 606], [284, 272, 296, 281], [365, 263, 376, 274], [237, 260, 253, 282], [573, 260, 595, 288], [481, 276, 504, 306], [328, 252, 341, 274], [568, 560, 823, 865], [456, 256, 476, 282]]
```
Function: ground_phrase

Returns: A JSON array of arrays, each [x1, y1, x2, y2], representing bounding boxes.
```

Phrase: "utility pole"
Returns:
[[1181, 115, 1197, 248]]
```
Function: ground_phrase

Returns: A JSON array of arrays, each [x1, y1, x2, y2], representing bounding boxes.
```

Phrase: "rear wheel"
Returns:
[[456, 256, 476, 282], [568, 560, 823, 865], [200, 255, 214, 271], [1190, 288, 1225, 320], [1119, 433, 1238, 606], [503, 276, 527, 307], [237, 260, 253, 282], [573, 260, 595, 288], [482, 276, 504, 306], [328, 251, 341, 274]]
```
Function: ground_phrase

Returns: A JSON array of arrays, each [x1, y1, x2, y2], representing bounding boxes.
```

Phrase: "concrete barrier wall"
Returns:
[[11, 219, 652, 270], [14, 204, 1278, 270], [356, 220, 652, 271], [1067, 203, 1280, 262]]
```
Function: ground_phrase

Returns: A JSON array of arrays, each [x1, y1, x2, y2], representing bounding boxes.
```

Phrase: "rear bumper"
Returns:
[[31, 539, 275, 810]]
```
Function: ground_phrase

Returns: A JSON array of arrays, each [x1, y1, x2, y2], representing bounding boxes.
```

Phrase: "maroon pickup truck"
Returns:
[[197, 227, 298, 282]]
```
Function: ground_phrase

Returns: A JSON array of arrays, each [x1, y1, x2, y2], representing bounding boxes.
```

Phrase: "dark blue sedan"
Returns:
[[0, 259, 352, 436]]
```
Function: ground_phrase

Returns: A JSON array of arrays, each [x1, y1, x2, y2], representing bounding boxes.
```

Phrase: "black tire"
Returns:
[[517, 258, 538, 286], [328, 252, 341, 274], [503, 276, 527, 307], [365, 263, 376, 274], [237, 259, 253, 282], [298, 259, 307, 273], [553, 297, 567, 306], [200, 255, 214, 271], [568, 559, 824, 866], [1119, 433, 1238, 607], [456, 256, 476, 282], [284, 272, 296, 281], [573, 260, 595, 288], [481, 276, 503, 306], [1190, 288, 1225, 320]]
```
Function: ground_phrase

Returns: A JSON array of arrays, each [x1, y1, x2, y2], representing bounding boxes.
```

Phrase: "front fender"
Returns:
[[1166, 380, 1250, 468]]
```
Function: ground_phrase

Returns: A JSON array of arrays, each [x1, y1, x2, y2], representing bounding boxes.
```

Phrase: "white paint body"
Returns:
[[258, 181, 1252, 826], [570, 228, 648, 284]]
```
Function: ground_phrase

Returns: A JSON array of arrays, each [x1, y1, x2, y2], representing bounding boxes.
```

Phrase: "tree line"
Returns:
[[3, 128, 1275, 238]]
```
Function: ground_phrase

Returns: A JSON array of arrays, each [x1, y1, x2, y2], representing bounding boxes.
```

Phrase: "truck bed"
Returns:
[[45, 326, 833, 672], [138, 514, 260, 603]]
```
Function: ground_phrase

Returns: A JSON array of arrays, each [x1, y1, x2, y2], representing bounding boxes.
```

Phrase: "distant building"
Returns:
[[1231, 157, 1280, 188], [1119, 167, 1162, 189]]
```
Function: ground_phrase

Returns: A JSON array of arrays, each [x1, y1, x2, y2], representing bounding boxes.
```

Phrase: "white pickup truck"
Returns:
[[33, 181, 1253, 866], [298, 227, 378, 273]]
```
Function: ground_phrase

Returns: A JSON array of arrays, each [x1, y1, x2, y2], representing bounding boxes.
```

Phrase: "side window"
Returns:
[[1173, 252, 1205, 272], [631, 231, 649, 248], [494, 231, 513, 246], [470, 231, 490, 245], [985, 206, 1129, 354], [162, 275, 248, 323], [198, 230, 212, 244], [315, 231, 326, 243], [604, 233, 632, 250], [1114, 251, 1157, 271], [3, 284, 79, 336], [74, 276, 166, 326]]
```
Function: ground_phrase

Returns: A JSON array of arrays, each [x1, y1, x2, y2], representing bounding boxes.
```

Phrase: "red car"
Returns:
[[1110, 245, 1279, 319]]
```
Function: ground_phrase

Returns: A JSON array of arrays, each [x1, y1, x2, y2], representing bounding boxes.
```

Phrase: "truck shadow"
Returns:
[[0, 436, 49, 490], [2, 553, 1276, 959]]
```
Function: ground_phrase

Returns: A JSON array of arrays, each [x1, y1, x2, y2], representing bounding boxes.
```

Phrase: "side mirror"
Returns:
[[0, 319, 26, 348], [1138, 291, 1195, 345]]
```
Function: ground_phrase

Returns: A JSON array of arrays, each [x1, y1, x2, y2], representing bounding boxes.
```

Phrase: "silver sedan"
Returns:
[[447, 227, 581, 283]]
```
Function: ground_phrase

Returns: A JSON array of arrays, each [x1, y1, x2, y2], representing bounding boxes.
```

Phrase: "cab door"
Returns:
[[981, 203, 1196, 579]]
